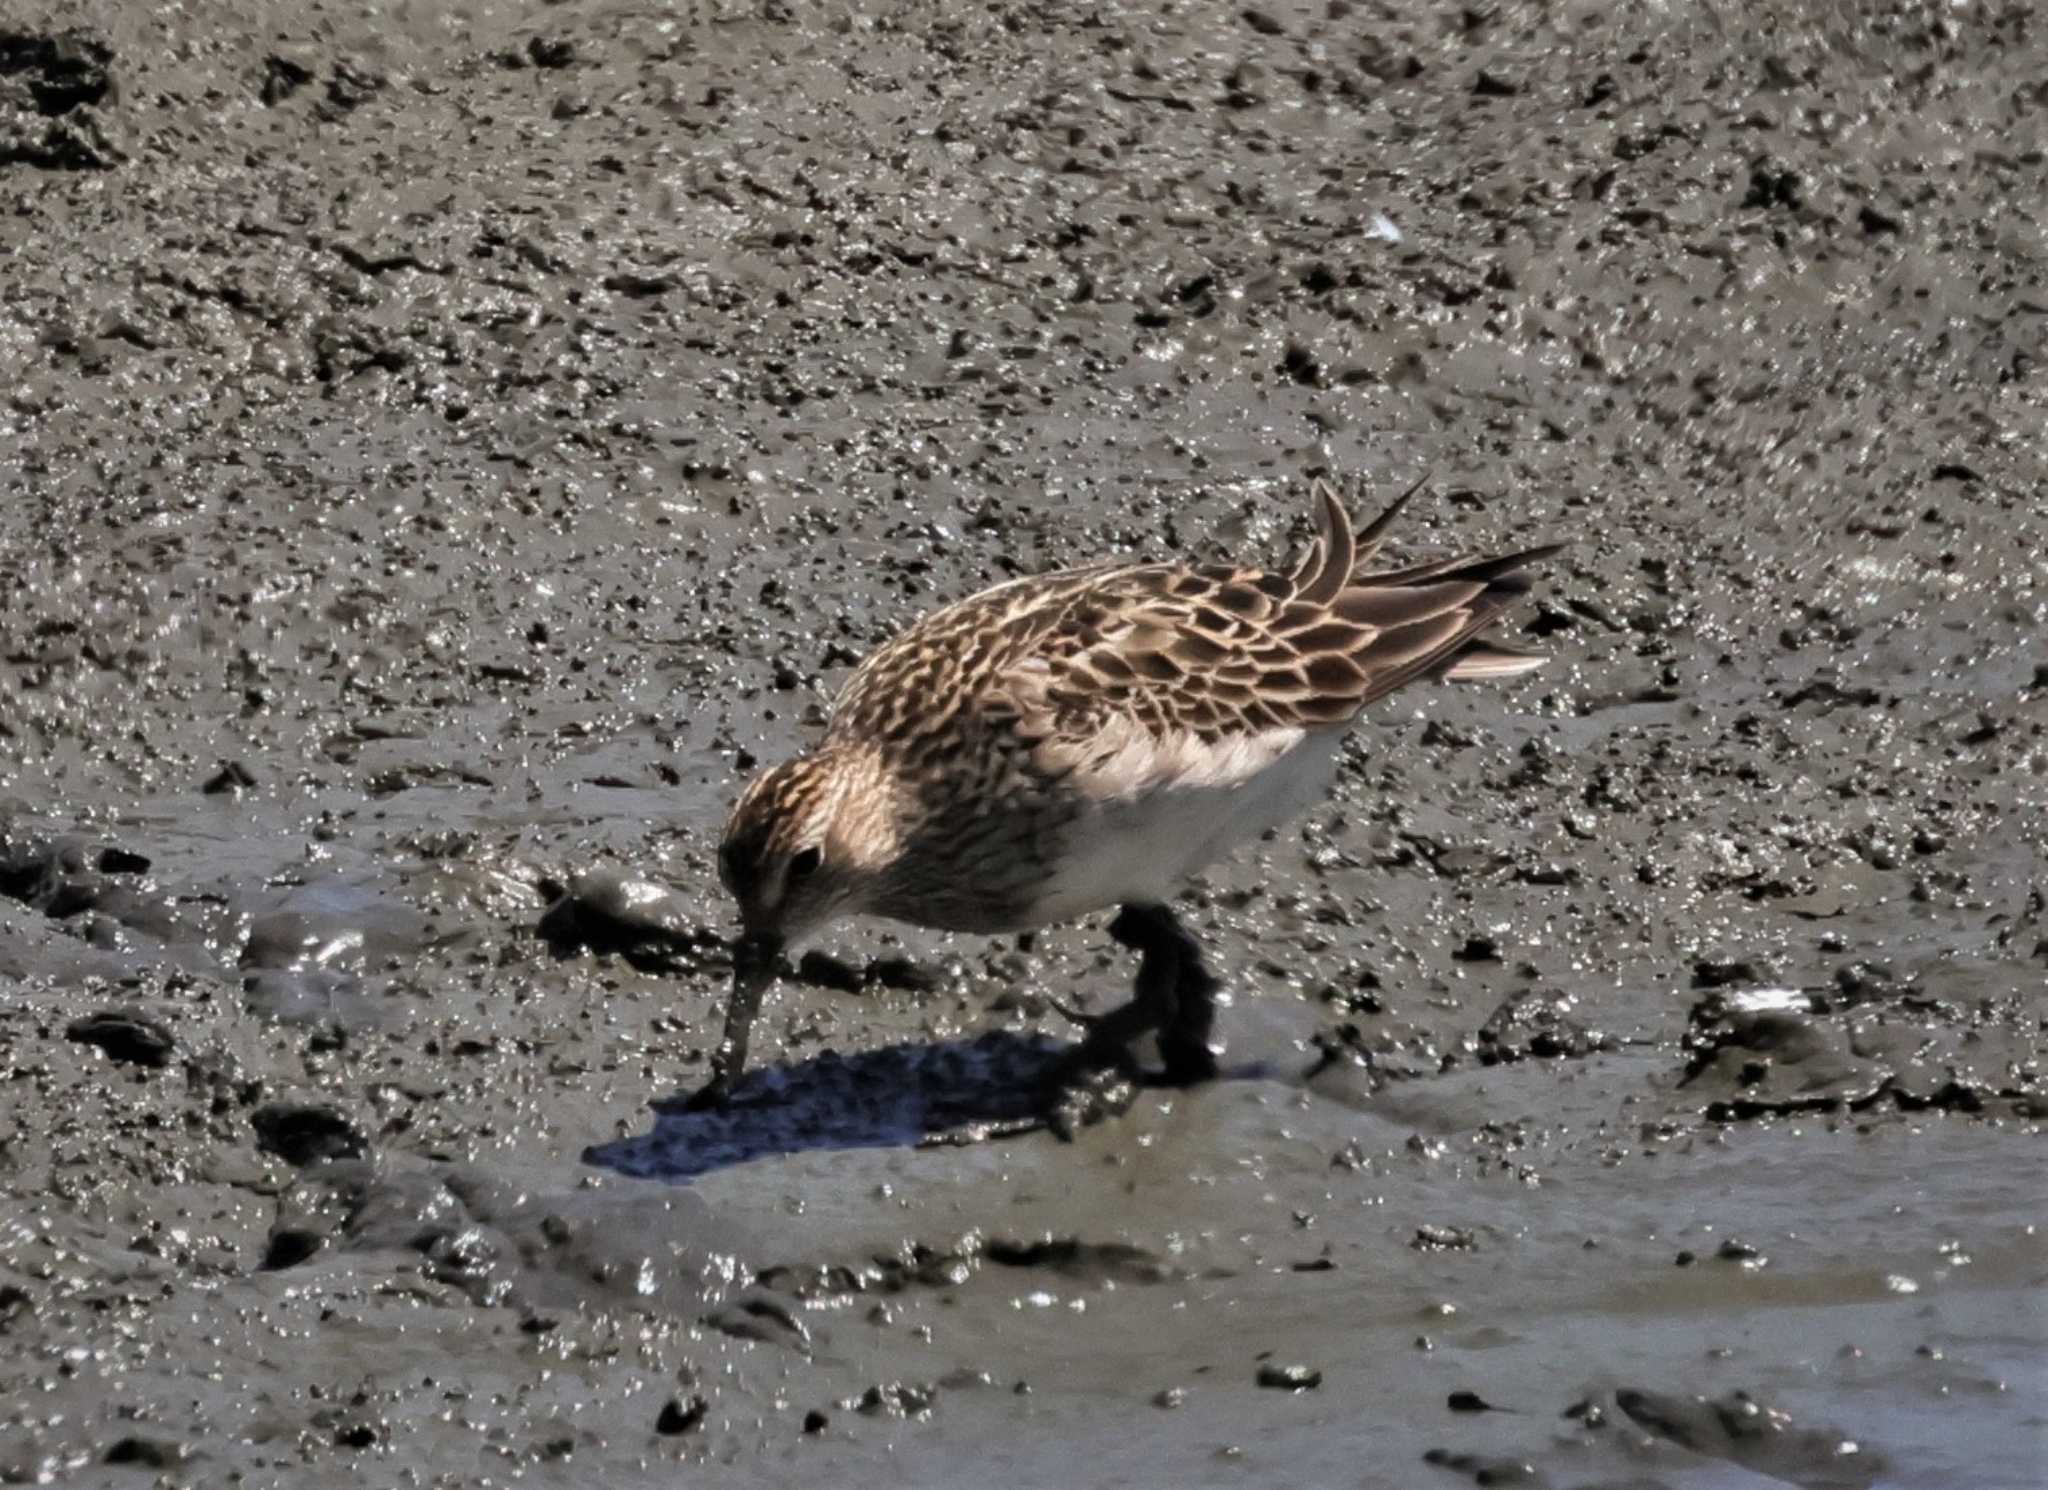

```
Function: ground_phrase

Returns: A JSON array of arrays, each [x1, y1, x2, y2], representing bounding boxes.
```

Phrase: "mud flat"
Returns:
[[1, 1, 2043, 1485]]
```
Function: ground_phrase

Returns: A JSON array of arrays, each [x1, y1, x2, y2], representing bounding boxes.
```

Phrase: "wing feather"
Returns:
[[1290, 480, 1358, 605], [836, 482, 1559, 801]]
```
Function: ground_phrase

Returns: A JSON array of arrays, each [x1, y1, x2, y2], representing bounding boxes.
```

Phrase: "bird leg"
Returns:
[[1159, 952, 1221, 1085], [1069, 906, 1181, 1067], [1040, 904, 1221, 1136], [1114, 904, 1220, 1085], [1058, 904, 1219, 1081]]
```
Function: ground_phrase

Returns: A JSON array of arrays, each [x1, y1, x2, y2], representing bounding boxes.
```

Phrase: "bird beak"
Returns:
[[691, 931, 782, 1108]]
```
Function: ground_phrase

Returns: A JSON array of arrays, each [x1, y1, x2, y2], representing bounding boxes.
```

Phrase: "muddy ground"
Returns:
[[1, 0, 2044, 1485]]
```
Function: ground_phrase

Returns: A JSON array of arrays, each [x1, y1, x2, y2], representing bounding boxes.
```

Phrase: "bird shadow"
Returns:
[[581, 1030, 1080, 1182]]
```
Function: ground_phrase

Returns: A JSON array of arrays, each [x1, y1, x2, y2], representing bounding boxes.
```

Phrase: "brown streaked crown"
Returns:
[[718, 741, 900, 942]]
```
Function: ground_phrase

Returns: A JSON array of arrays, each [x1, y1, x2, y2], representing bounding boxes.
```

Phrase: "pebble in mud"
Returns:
[[1473, 990, 1612, 1064], [794, 949, 948, 995], [984, 1236, 1184, 1284], [332, 1419, 382, 1450], [1678, 992, 1887, 1117], [259, 1228, 325, 1271], [201, 760, 257, 795], [1412, 1224, 1478, 1252], [1255, 1363, 1322, 1392], [1614, 1388, 1883, 1483], [536, 869, 720, 971], [655, 1397, 707, 1435], [702, 1293, 812, 1352], [63, 1008, 174, 1067], [250, 1101, 369, 1166], [1420, 1448, 1541, 1485], [0, 27, 120, 169], [102, 1436, 187, 1468], [0, 830, 183, 947], [853, 1382, 938, 1418]]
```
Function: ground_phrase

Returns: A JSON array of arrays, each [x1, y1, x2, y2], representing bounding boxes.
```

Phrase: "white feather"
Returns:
[[1020, 723, 1339, 923]]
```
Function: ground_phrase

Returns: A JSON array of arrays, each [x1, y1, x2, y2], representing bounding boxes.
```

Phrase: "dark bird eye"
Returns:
[[788, 846, 823, 882]]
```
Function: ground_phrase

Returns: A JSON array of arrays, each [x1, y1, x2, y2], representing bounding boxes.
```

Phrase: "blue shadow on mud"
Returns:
[[582, 1030, 1075, 1182]]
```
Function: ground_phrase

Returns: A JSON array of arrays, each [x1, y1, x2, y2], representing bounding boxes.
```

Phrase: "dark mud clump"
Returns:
[[0, 27, 120, 168], [1616, 1387, 1886, 1488], [537, 869, 724, 973], [1679, 982, 2037, 1122]]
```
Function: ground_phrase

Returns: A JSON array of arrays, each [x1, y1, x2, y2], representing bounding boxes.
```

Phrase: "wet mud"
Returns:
[[1, 0, 2044, 1485]]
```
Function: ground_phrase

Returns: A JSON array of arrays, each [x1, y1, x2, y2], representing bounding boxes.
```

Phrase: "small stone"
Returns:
[[334, 1421, 380, 1449], [1152, 1387, 1186, 1409], [656, 1396, 706, 1435], [527, 36, 576, 69], [797, 949, 863, 993], [103, 1436, 183, 1468], [202, 760, 257, 794], [1411, 1224, 1476, 1252], [1255, 1362, 1322, 1391], [865, 955, 943, 993], [259, 1228, 324, 1271], [65, 1010, 174, 1068], [260, 53, 314, 105], [250, 1102, 368, 1166]]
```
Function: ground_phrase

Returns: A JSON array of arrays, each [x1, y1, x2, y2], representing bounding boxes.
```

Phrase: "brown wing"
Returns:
[[1011, 481, 1559, 752], [828, 482, 1559, 783]]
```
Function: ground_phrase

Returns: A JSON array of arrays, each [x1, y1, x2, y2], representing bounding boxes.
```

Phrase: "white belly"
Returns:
[[1022, 729, 1344, 924]]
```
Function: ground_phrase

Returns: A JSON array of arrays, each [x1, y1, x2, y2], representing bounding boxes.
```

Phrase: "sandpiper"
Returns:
[[694, 478, 1560, 1108]]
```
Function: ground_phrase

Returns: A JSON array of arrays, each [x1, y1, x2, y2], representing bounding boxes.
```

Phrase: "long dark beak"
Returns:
[[687, 932, 782, 1109]]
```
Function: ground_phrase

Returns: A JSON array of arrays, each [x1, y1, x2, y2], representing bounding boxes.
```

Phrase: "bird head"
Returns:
[[717, 743, 895, 958]]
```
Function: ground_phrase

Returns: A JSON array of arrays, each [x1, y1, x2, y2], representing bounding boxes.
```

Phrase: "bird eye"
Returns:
[[788, 846, 823, 882]]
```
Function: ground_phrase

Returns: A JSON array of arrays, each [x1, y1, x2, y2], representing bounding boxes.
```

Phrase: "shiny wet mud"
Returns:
[[1, 1, 2044, 1485]]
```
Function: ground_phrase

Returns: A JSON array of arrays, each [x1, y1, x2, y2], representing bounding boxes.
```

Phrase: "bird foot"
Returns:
[[1043, 1062, 1142, 1141], [1037, 1028, 1148, 1139], [1158, 1034, 1220, 1087]]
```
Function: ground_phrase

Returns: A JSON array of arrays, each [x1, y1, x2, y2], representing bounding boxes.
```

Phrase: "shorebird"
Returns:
[[693, 478, 1559, 1110]]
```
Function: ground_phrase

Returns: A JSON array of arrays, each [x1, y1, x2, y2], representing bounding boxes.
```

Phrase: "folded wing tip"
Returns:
[[1438, 643, 1551, 683]]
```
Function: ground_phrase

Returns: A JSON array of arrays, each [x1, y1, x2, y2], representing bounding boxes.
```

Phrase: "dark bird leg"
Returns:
[[1159, 948, 1221, 1085], [1044, 904, 1219, 1136], [1065, 904, 1219, 1081], [1113, 904, 1220, 1085], [1068, 905, 1181, 1069], [1040, 911, 1160, 1138]]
